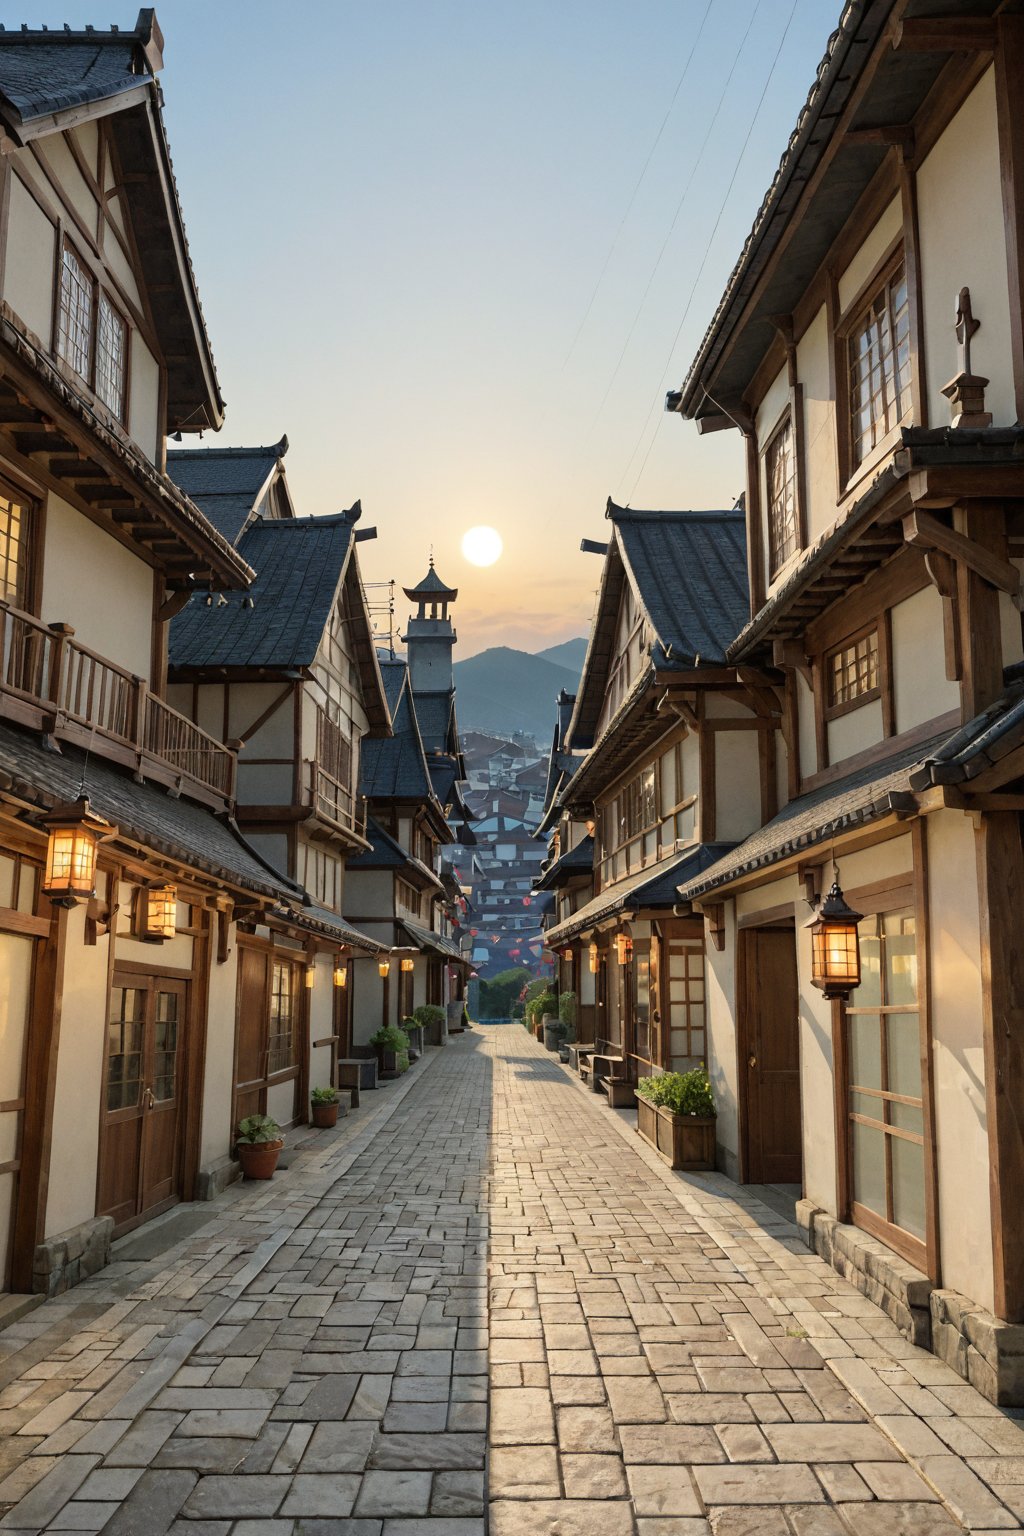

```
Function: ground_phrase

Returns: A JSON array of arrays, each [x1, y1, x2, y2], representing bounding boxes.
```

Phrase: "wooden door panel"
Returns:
[[236, 948, 269, 1090], [741, 928, 802, 1186], [0, 933, 34, 1288], [101, 1117, 142, 1229], [140, 985, 185, 1213]]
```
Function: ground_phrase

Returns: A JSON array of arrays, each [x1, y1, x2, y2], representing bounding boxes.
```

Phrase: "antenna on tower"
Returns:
[[363, 578, 396, 659]]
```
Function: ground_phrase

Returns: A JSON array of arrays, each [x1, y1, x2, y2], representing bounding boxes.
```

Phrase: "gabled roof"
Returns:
[[0, 11, 224, 432], [170, 513, 356, 673], [544, 841, 735, 945], [167, 437, 291, 545], [534, 834, 594, 892], [379, 657, 408, 718], [415, 691, 458, 754], [360, 682, 434, 803], [345, 817, 443, 890], [571, 502, 748, 749]]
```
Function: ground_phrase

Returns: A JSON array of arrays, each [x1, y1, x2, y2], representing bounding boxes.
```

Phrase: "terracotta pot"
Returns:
[[311, 1100, 339, 1128], [236, 1138, 283, 1180]]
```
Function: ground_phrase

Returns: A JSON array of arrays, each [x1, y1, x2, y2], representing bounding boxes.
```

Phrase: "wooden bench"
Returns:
[[588, 1041, 625, 1094], [337, 1058, 378, 1106], [598, 1076, 636, 1108]]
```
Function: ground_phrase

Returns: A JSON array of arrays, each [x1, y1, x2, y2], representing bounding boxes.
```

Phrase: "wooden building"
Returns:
[[0, 16, 378, 1301], [665, 0, 1024, 1403], [166, 443, 394, 1117], [543, 503, 759, 1087]]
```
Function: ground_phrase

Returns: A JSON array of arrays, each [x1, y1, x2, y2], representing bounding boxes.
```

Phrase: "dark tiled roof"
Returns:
[[610, 503, 749, 668], [169, 515, 354, 672], [676, 736, 948, 903], [910, 677, 1024, 790], [399, 917, 463, 962], [346, 817, 409, 870], [429, 760, 459, 806], [360, 687, 433, 802], [378, 658, 408, 718], [0, 23, 152, 125], [534, 834, 593, 891], [545, 841, 734, 945], [414, 691, 455, 752], [404, 563, 457, 601], [0, 720, 297, 900], [295, 904, 387, 955], [167, 439, 287, 546]]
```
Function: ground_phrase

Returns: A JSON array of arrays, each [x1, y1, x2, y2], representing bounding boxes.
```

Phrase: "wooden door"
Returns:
[[0, 932, 34, 1289], [235, 945, 270, 1125], [100, 974, 187, 1233], [233, 944, 303, 1130], [334, 961, 352, 1062], [739, 927, 802, 1185]]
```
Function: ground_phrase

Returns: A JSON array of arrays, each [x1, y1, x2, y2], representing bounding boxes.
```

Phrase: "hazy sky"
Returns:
[[56, 1, 832, 655]]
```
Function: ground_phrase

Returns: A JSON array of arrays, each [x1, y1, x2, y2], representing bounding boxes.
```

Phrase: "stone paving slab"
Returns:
[[0, 1024, 1022, 1533]]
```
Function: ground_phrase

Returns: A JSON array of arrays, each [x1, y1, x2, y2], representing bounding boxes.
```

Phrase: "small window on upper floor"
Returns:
[[57, 241, 93, 380], [96, 293, 128, 421], [0, 482, 32, 609], [826, 626, 879, 716], [766, 413, 799, 579], [847, 261, 911, 469]]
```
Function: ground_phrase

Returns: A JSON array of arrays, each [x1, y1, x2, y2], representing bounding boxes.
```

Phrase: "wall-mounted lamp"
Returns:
[[615, 932, 633, 967], [333, 960, 348, 988], [400, 957, 415, 972], [378, 958, 391, 978], [588, 941, 599, 974], [807, 867, 863, 1001], [305, 962, 316, 989], [138, 882, 177, 942], [42, 798, 112, 907]]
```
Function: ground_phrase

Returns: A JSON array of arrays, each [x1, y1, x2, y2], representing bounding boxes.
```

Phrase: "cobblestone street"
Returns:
[[0, 1023, 1022, 1535]]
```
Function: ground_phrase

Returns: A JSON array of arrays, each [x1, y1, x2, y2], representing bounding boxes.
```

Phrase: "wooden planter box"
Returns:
[[636, 1098, 716, 1171]]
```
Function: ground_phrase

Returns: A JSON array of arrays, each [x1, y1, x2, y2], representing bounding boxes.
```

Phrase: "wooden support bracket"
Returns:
[[216, 907, 232, 965], [903, 510, 1021, 604], [892, 16, 996, 52], [704, 903, 725, 952], [771, 638, 814, 689], [923, 548, 963, 682]]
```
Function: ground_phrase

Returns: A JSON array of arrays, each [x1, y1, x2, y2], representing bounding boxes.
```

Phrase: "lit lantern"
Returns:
[[807, 873, 863, 1000], [333, 960, 348, 988], [400, 957, 415, 972], [378, 958, 391, 978], [144, 883, 177, 942], [588, 942, 599, 974], [42, 797, 111, 906], [615, 932, 633, 966], [562, 948, 572, 961], [305, 962, 316, 989]]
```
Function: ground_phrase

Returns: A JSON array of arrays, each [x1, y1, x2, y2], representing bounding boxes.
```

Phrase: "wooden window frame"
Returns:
[[54, 236, 132, 426], [95, 287, 130, 424], [0, 476, 38, 614], [832, 837, 939, 1281], [835, 242, 913, 490], [763, 407, 801, 581], [822, 622, 882, 721], [56, 235, 94, 382]]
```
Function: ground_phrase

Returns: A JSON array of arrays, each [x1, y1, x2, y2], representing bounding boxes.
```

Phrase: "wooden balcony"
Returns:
[[309, 760, 369, 849], [0, 602, 235, 809]]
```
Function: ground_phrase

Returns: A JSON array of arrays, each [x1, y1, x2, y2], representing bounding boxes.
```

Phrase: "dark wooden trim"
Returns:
[[954, 502, 1006, 719], [0, 906, 51, 938], [878, 609, 896, 739], [10, 903, 67, 1291], [851, 1196, 928, 1274], [899, 153, 927, 431], [812, 658, 828, 775], [744, 430, 765, 616], [834, 237, 907, 492], [831, 995, 851, 1223], [235, 683, 295, 746], [737, 902, 794, 929], [799, 710, 960, 795], [805, 546, 930, 655], [995, 17, 1024, 424], [912, 816, 940, 1286], [976, 808, 1024, 1322]]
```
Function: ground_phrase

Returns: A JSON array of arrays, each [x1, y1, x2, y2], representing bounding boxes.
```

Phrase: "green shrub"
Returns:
[[558, 990, 577, 1038], [411, 1005, 445, 1029], [369, 1023, 410, 1051], [397, 1049, 410, 1073], [526, 989, 557, 1023], [310, 1086, 338, 1105], [636, 1068, 715, 1118], [236, 1113, 281, 1144]]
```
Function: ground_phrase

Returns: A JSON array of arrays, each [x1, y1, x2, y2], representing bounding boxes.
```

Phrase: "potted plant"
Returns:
[[635, 1068, 716, 1171], [369, 1022, 411, 1079], [310, 1085, 341, 1128], [557, 991, 577, 1062], [412, 1003, 446, 1048], [235, 1113, 283, 1179]]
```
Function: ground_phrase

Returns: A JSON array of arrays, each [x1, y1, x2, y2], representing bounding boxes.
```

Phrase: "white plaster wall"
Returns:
[[237, 762, 293, 806], [917, 69, 1015, 429], [796, 305, 837, 544], [199, 927, 240, 1169], [926, 810, 992, 1310], [112, 882, 193, 970], [230, 684, 294, 755], [46, 904, 108, 1236], [307, 959, 335, 1095], [351, 956, 385, 1048], [796, 674, 816, 782], [345, 869, 394, 920], [999, 589, 1024, 671], [129, 335, 161, 464], [37, 134, 95, 232], [3, 175, 56, 342], [704, 901, 740, 1180], [41, 495, 154, 676], [891, 586, 959, 734], [837, 196, 902, 312], [828, 698, 883, 766], [715, 731, 762, 843]]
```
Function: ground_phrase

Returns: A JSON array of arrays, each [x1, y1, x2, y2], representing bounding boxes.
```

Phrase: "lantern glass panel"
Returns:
[[45, 823, 98, 898], [378, 960, 390, 978], [147, 886, 177, 941], [333, 964, 347, 988]]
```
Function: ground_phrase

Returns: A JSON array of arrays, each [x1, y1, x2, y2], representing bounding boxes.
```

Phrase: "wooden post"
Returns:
[[11, 904, 68, 1293], [45, 622, 74, 711], [975, 811, 1024, 1323], [954, 502, 1006, 719]]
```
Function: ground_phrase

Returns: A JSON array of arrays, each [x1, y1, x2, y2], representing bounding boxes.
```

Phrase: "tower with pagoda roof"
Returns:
[[402, 558, 458, 702]]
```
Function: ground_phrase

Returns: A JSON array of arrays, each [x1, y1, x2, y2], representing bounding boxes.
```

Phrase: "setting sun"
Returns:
[[461, 525, 503, 567]]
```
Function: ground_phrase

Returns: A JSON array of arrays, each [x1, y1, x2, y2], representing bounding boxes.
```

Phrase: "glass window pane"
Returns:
[[849, 1012, 882, 1089], [892, 1135, 926, 1240], [855, 923, 882, 1007], [886, 1012, 921, 1100], [852, 1121, 886, 1218], [883, 912, 917, 1005], [890, 1100, 923, 1136]]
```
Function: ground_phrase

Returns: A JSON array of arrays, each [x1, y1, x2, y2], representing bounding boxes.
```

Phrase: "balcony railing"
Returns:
[[0, 602, 235, 808], [310, 760, 367, 844]]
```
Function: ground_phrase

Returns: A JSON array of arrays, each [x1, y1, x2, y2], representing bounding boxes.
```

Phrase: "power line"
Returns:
[[619, 0, 801, 504], [561, 0, 714, 372], [589, 0, 761, 432]]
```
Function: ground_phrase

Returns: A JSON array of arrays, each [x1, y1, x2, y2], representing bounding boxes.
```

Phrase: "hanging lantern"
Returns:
[[42, 797, 111, 907], [588, 942, 599, 974], [615, 932, 633, 966], [401, 957, 415, 972], [140, 882, 177, 942], [305, 961, 316, 989], [807, 872, 863, 1000], [333, 959, 348, 988], [562, 947, 572, 961], [522, 896, 532, 907], [378, 958, 391, 978]]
